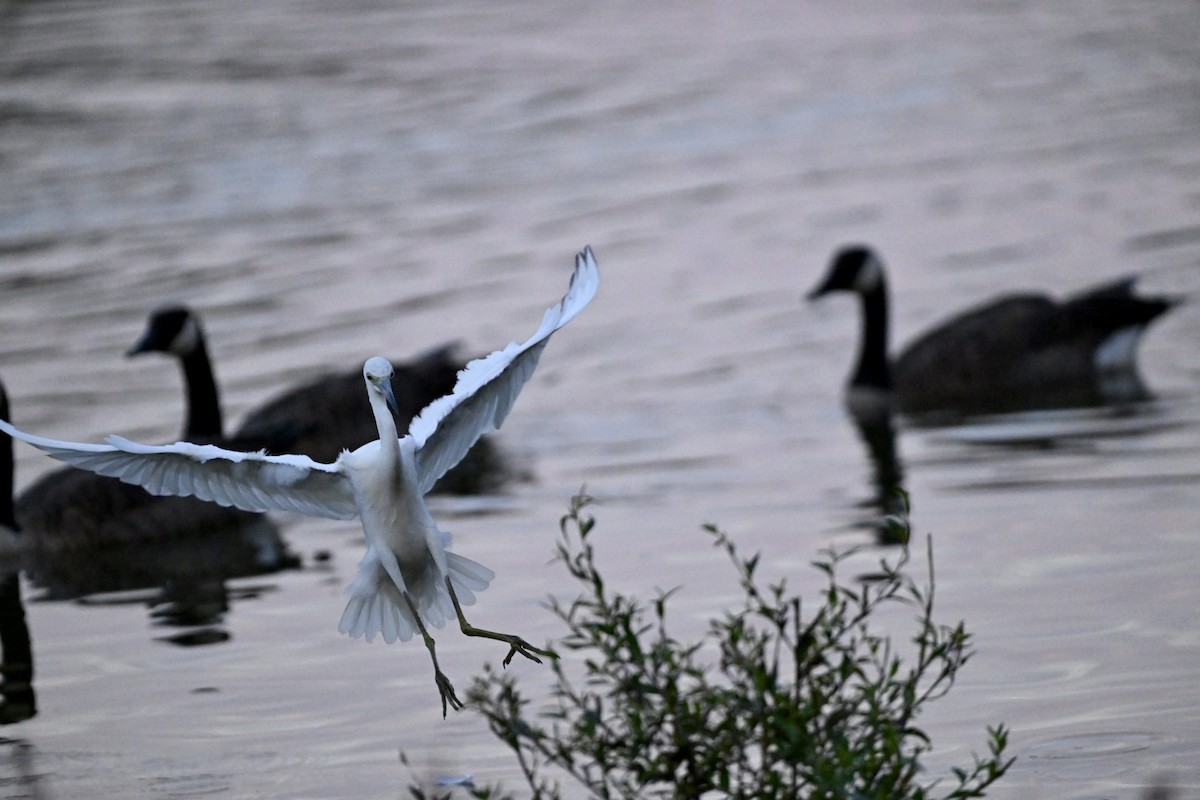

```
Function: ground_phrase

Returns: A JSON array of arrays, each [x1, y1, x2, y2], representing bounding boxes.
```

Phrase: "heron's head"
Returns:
[[363, 356, 400, 417]]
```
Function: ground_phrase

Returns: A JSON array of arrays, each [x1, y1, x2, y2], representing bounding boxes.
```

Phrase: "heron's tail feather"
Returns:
[[446, 551, 494, 606], [338, 551, 416, 643], [337, 548, 495, 644]]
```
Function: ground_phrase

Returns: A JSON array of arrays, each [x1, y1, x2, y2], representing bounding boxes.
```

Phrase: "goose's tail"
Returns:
[[337, 547, 494, 644]]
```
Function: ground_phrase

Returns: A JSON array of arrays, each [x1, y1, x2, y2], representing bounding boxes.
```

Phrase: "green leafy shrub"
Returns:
[[413, 492, 1012, 799]]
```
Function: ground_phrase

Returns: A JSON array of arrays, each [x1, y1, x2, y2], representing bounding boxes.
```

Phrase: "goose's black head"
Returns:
[[807, 245, 886, 300], [808, 245, 894, 394], [127, 305, 203, 359]]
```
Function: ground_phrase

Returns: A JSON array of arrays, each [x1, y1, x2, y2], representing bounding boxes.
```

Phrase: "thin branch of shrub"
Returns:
[[408, 490, 1013, 799]]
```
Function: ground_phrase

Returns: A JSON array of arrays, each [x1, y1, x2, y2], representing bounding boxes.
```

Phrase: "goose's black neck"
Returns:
[[852, 281, 893, 391], [179, 343, 223, 441], [1, 389, 14, 530]]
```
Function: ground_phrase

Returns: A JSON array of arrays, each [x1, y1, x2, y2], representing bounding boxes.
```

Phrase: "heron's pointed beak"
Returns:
[[381, 379, 402, 420]]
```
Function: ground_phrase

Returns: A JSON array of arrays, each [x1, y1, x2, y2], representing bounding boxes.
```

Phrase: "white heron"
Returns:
[[0, 246, 599, 715], [126, 304, 507, 494]]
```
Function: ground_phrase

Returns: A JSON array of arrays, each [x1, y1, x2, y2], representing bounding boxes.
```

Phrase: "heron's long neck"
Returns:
[[369, 389, 401, 468], [853, 283, 892, 391], [178, 342, 223, 441]]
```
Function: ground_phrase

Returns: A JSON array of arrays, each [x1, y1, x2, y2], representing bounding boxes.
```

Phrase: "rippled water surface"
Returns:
[[2, 1, 1199, 797]]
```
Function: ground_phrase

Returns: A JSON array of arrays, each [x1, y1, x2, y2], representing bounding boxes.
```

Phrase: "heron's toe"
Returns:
[[435, 672, 464, 717]]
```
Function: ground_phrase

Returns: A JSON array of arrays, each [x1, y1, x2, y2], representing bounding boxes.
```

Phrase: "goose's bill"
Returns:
[[807, 281, 834, 301], [126, 331, 156, 356]]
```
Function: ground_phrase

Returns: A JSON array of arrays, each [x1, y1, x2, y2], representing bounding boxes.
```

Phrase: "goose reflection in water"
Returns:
[[22, 515, 300, 644], [0, 574, 35, 724], [1, 384, 35, 724], [845, 398, 909, 546]]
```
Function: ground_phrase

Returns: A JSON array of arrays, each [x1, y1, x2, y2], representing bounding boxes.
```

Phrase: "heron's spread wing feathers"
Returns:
[[0, 419, 358, 519], [410, 247, 599, 494]]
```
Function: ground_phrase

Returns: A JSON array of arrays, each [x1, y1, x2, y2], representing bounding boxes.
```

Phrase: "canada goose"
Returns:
[[3, 377, 296, 651], [8, 305, 266, 549], [808, 245, 1177, 416], [11, 409, 269, 552], [128, 305, 507, 492], [1, 246, 600, 716]]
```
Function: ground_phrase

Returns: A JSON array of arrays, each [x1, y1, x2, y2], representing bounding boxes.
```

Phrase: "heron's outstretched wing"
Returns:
[[0, 419, 358, 520], [410, 246, 599, 494]]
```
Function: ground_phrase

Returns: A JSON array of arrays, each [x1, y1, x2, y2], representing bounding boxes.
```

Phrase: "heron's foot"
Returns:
[[444, 576, 557, 668], [407, 590, 463, 718], [499, 635, 558, 668], [435, 670, 464, 718]]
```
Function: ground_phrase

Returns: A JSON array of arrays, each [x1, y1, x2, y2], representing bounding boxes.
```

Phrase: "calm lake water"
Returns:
[[2, 1, 1199, 797]]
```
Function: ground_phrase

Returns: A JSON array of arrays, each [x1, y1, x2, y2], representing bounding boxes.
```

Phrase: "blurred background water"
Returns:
[[1, 0, 1199, 797]]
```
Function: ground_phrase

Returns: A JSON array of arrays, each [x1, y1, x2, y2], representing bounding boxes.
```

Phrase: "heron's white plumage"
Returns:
[[0, 246, 599, 712], [410, 246, 599, 493], [0, 426, 357, 520], [338, 546, 494, 644]]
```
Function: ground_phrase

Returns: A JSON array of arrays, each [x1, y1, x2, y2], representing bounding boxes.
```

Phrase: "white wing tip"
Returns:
[[573, 245, 600, 295], [550, 245, 599, 330]]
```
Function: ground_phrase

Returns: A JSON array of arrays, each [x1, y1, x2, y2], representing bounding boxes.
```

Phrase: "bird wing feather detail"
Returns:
[[409, 246, 599, 495], [0, 419, 358, 520]]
